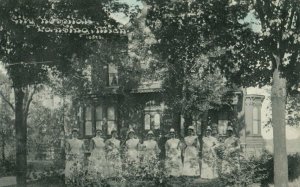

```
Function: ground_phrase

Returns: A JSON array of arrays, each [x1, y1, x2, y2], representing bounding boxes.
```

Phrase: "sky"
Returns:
[[109, 0, 143, 25]]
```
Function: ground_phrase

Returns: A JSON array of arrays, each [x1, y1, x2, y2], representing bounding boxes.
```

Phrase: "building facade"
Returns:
[[75, 68, 266, 155]]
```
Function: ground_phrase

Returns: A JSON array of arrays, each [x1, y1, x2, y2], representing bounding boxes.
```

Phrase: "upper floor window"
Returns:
[[108, 63, 118, 86]]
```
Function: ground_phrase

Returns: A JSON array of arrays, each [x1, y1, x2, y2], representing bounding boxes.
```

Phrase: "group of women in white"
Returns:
[[65, 125, 240, 182]]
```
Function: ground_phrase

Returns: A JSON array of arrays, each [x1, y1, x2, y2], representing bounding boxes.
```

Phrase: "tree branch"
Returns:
[[24, 85, 37, 119], [0, 90, 15, 112]]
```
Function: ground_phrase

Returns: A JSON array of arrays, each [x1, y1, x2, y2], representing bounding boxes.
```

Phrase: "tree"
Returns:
[[145, 1, 300, 185], [206, 1, 300, 186], [0, 0, 131, 185], [144, 0, 239, 135], [0, 71, 14, 169], [182, 0, 300, 186]]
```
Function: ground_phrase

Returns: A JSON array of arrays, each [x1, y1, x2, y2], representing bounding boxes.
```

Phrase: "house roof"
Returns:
[[131, 80, 163, 93]]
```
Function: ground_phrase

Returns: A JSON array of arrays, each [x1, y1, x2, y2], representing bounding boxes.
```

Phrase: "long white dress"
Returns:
[[125, 138, 140, 162], [221, 136, 241, 174], [105, 137, 122, 178], [182, 136, 200, 176], [141, 139, 160, 177], [89, 137, 107, 178], [165, 138, 182, 177], [124, 138, 140, 177], [143, 139, 160, 162], [201, 136, 219, 179], [65, 138, 84, 182]]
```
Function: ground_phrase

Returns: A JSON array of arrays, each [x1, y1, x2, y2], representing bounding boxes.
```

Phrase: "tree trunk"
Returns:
[[14, 87, 27, 187], [183, 113, 193, 135], [1, 132, 5, 162], [199, 111, 208, 177], [172, 110, 181, 137], [271, 67, 288, 187]]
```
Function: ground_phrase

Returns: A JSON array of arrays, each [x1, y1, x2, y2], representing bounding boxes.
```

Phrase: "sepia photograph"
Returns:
[[0, 0, 300, 186]]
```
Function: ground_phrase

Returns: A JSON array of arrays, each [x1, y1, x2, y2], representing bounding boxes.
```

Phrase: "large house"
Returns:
[[74, 50, 266, 156], [73, 4, 266, 155]]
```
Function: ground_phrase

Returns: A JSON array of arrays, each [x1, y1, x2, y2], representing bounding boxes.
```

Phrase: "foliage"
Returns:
[[0, 1, 132, 185], [219, 150, 271, 186], [218, 150, 300, 186], [0, 73, 14, 132], [27, 100, 65, 160], [0, 155, 16, 177], [286, 94, 300, 126], [144, 0, 299, 185], [288, 153, 300, 182]]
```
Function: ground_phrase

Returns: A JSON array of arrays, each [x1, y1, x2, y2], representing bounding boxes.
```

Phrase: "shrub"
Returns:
[[0, 155, 16, 177], [288, 153, 300, 182], [219, 150, 300, 186], [259, 152, 300, 186], [219, 150, 272, 186]]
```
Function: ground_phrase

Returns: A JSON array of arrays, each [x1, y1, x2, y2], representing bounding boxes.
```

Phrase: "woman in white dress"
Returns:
[[165, 128, 183, 177], [182, 126, 200, 177], [124, 128, 140, 177], [124, 129, 140, 162], [201, 126, 219, 179], [221, 126, 241, 175], [141, 130, 160, 177], [65, 128, 84, 184], [105, 129, 122, 178], [89, 129, 107, 178]]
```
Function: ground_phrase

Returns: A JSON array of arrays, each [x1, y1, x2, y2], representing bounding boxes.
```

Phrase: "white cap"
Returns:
[[128, 128, 135, 134], [206, 126, 212, 131], [188, 126, 195, 131], [169, 128, 175, 133], [227, 126, 234, 131], [147, 130, 154, 135], [72, 128, 79, 132]]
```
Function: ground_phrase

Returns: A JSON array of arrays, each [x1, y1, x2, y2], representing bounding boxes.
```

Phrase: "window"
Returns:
[[218, 111, 228, 135], [85, 106, 93, 136], [144, 114, 151, 130], [253, 107, 259, 135], [154, 114, 160, 129], [108, 63, 118, 86], [218, 120, 228, 135], [107, 106, 116, 135], [95, 106, 103, 131]]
